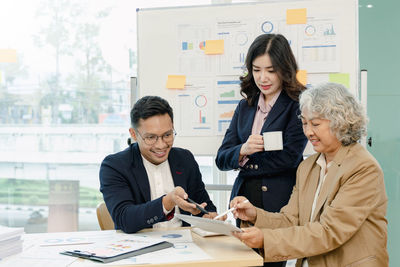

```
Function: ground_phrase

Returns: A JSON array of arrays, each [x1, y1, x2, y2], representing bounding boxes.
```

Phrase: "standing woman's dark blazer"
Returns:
[[216, 90, 307, 212]]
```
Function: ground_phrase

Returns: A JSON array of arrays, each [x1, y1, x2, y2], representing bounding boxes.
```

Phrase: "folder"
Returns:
[[60, 236, 173, 263]]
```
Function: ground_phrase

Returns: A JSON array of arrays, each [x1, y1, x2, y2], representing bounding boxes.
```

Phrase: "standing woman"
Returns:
[[216, 34, 307, 266]]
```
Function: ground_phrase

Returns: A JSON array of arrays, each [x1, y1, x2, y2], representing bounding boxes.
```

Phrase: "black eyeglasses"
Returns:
[[136, 129, 177, 145]]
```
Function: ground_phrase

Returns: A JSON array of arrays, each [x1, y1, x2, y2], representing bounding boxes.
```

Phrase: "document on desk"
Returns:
[[103, 242, 211, 266], [2, 244, 78, 267], [76, 229, 212, 266], [38, 230, 117, 246], [133, 228, 193, 243], [105, 229, 210, 266], [175, 214, 243, 236], [60, 235, 173, 263]]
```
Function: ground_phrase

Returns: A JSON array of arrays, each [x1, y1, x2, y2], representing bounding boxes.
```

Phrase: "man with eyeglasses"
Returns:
[[100, 96, 217, 233]]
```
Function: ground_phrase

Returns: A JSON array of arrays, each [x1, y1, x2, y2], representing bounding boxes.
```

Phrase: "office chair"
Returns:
[[96, 202, 115, 230]]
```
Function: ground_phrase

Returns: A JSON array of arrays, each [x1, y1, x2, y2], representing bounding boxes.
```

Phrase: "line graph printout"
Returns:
[[215, 77, 242, 135]]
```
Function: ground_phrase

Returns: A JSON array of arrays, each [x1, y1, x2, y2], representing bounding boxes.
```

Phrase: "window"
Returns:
[[0, 0, 212, 233]]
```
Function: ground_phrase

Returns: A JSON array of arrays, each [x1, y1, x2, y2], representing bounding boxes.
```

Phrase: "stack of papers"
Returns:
[[0, 225, 24, 259]]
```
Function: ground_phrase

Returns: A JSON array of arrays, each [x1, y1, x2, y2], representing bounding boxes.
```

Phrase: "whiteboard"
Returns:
[[137, 0, 359, 155]]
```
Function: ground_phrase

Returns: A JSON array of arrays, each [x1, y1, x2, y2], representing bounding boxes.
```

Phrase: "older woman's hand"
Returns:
[[233, 227, 264, 248], [230, 196, 257, 223]]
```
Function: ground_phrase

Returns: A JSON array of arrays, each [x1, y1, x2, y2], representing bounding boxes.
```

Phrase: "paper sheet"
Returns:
[[1, 245, 77, 267], [35, 230, 117, 246], [76, 229, 211, 266], [130, 228, 193, 244], [175, 214, 242, 236]]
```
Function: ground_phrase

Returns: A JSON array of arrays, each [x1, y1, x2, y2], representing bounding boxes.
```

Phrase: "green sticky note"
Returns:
[[329, 73, 350, 89]]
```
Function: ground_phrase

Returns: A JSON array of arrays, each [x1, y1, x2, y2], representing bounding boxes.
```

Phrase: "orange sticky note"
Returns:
[[296, 70, 307, 86], [0, 49, 17, 63], [205, 40, 224, 55], [166, 75, 186, 89], [286, 8, 307, 25]]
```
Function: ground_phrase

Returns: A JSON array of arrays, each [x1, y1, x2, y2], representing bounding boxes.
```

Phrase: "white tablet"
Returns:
[[175, 214, 242, 236]]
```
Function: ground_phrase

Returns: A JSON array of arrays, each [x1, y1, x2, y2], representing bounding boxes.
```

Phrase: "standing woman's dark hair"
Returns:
[[240, 34, 305, 105]]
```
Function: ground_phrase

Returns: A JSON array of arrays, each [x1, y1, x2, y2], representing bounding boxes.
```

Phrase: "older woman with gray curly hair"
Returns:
[[230, 82, 388, 267]]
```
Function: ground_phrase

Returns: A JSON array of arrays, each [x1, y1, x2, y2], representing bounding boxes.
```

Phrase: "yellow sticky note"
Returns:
[[286, 8, 307, 25], [0, 49, 17, 63], [296, 70, 307, 86], [329, 73, 350, 89], [166, 75, 186, 89], [205, 40, 224, 55]]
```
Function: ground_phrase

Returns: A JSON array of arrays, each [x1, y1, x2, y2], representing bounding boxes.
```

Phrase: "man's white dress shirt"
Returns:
[[142, 156, 182, 228]]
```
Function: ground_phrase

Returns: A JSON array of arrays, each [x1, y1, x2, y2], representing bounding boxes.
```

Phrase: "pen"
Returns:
[[186, 197, 209, 214], [213, 199, 249, 220]]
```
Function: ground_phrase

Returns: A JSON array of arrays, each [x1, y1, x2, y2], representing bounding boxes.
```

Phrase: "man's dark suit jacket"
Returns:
[[216, 90, 307, 212], [100, 143, 216, 233]]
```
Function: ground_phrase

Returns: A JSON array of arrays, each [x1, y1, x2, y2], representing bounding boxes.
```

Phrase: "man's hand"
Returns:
[[230, 196, 257, 223], [182, 200, 207, 215], [162, 186, 207, 215], [232, 227, 264, 248], [162, 186, 186, 211]]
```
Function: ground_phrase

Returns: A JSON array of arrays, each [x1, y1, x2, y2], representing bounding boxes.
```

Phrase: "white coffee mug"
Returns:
[[263, 131, 283, 151]]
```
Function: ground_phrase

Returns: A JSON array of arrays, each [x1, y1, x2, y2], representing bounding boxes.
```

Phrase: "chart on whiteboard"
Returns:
[[173, 77, 214, 136]]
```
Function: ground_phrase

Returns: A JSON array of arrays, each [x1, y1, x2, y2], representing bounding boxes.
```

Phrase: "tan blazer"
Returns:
[[252, 143, 388, 267]]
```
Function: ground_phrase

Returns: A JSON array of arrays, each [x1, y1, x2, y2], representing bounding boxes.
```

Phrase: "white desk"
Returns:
[[3, 228, 263, 267]]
